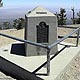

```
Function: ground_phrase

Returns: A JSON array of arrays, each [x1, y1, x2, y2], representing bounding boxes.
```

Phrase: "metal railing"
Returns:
[[0, 27, 80, 76], [58, 25, 79, 29]]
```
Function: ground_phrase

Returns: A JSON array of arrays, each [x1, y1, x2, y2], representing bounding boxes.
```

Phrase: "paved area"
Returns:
[[0, 42, 80, 80]]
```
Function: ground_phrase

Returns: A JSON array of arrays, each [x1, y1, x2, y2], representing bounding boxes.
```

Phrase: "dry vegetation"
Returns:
[[0, 29, 24, 47]]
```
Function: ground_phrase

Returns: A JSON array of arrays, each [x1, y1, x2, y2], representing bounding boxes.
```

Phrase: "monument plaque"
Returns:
[[36, 22, 49, 43]]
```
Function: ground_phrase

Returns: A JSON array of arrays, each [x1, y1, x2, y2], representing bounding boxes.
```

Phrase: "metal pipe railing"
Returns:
[[0, 27, 80, 76], [58, 25, 78, 29], [76, 29, 80, 46], [0, 32, 50, 76], [0, 33, 48, 49], [48, 28, 80, 49], [47, 27, 79, 75]]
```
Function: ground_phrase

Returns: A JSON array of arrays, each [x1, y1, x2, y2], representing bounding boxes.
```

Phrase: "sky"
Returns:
[[0, 0, 80, 19], [2, 0, 80, 9]]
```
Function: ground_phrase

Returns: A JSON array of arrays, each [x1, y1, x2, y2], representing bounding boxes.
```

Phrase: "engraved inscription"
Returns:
[[36, 12, 47, 14]]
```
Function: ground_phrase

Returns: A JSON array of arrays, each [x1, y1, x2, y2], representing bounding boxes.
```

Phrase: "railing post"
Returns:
[[76, 29, 80, 47], [47, 48, 50, 76]]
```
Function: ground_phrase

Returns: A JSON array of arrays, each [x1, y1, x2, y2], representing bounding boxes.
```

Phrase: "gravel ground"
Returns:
[[56, 53, 80, 80], [0, 29, 24, 47]]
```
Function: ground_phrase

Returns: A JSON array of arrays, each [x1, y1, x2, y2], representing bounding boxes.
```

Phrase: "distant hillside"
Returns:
[[0, 7, 79, 24], [0, 7, 28, 19], [0, 19, 13, 24]]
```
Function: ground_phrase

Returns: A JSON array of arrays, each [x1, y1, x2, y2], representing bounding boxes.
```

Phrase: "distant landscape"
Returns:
[[0, 7, 79, 26]]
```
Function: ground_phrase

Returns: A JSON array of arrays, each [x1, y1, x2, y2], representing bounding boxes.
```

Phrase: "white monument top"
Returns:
[[26, 6, 55, 17]]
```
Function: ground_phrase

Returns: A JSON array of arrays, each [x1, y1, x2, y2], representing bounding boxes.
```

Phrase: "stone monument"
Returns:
[[25, 6, 58, 56]]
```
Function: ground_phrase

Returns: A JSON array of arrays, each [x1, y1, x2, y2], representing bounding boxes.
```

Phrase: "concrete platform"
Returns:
[[0, 42, 80, 80]]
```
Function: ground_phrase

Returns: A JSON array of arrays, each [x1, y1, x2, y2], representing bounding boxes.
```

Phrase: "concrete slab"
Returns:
[[0, 42, 80, 80]]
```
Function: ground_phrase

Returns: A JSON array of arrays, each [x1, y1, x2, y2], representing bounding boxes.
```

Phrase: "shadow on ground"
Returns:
[[10, 43, 26, 56]]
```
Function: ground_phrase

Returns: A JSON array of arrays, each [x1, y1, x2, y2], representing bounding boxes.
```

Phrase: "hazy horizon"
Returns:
[[0, 7, 79, 19], [0, 0, 80, 24]]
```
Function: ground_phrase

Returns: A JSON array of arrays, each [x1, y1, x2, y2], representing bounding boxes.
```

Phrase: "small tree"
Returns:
[[76, 11, 80, 24], [55, 12, 59, 25], [71, 7, 76, 24], [0, 0, 3, 7], [13, 19, 18, 29], [0, 25, 2, 30], [58, 8, 67, 25], [3, 22, 10, 29], [18, 18, 25, 28], [13, 18, 25, 30]]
